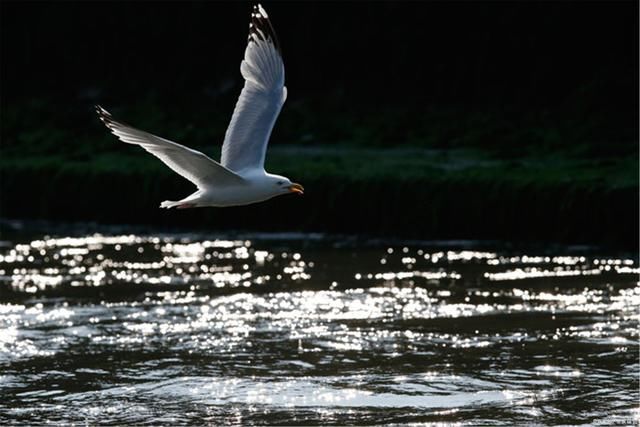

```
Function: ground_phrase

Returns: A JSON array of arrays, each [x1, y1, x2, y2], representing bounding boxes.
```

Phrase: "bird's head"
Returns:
[[269, 174, 304, 196]]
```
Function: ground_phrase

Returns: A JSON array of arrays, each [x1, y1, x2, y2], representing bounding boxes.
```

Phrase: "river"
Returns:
[[1, 221, 638, 425]]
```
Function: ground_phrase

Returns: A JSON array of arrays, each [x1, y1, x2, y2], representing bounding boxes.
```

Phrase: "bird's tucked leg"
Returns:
[[176, 203, 197, 209]]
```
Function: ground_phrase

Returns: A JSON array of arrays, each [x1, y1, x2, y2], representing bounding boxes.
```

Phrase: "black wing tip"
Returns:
[[248, 3, 280, 52], [252, 4, 267, 18], [95, 104, 116, 129], [95, 104, 108, 117]]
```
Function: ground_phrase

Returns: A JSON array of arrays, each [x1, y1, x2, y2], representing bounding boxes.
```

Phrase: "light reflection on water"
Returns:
[[0, 226, 638, 425]]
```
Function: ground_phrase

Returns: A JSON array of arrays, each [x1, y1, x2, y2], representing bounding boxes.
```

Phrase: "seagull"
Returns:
[[96, 4, 303, 209]]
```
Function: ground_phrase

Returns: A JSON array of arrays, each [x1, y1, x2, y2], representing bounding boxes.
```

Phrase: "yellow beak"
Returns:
[[288, 183, 304, 195]]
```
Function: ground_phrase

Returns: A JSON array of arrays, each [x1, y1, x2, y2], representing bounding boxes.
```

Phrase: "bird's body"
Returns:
[[96, 4, 303, 209], [160, 171, 297, 209]]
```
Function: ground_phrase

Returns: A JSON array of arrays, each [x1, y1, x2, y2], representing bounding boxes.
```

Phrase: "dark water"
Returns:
[[1, 222, 638, 425]]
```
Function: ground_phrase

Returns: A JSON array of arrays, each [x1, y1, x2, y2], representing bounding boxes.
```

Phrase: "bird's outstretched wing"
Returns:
[[96, 105, 246, 189], [220, 3, 287, 173]]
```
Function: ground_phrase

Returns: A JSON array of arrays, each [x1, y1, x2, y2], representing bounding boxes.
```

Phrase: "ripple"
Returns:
[[0, 230, 638, 425]]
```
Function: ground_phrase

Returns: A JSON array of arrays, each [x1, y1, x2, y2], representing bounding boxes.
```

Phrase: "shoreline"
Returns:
[[1, 147, 636, 249]]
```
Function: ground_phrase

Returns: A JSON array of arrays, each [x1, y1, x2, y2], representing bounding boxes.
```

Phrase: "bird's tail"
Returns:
[[160, 200, 179, 209], [160, 200, 197, 209]]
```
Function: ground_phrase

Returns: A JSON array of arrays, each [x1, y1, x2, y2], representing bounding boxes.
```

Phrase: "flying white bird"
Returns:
[[96, 4, 303, 209]]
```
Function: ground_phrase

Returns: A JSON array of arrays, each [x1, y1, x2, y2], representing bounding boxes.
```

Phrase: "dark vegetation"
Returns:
[[1, 2, 637, 247]]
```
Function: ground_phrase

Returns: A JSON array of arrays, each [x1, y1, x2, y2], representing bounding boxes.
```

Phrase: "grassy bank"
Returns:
[[0, 145, 636, 248]]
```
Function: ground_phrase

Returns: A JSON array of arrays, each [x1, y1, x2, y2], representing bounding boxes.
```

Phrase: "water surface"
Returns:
[[1, 223, 638, 425]]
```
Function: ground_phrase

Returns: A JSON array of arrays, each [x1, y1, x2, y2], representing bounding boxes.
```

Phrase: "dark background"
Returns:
[[2, 1, 638, 149], [1, 1, 638, 247]]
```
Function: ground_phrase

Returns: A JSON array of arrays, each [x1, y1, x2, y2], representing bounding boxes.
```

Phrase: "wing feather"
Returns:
[[220, 4, 286, 173], [96, 105, 245, 189]]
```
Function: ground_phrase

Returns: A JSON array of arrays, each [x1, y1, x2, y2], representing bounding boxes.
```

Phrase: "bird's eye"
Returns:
[[277, 181, 284, 185]]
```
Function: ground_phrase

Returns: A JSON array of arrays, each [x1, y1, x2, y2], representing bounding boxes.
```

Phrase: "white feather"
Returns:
[[221, 7, 287, 173], [96, 106, 245, 190]]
